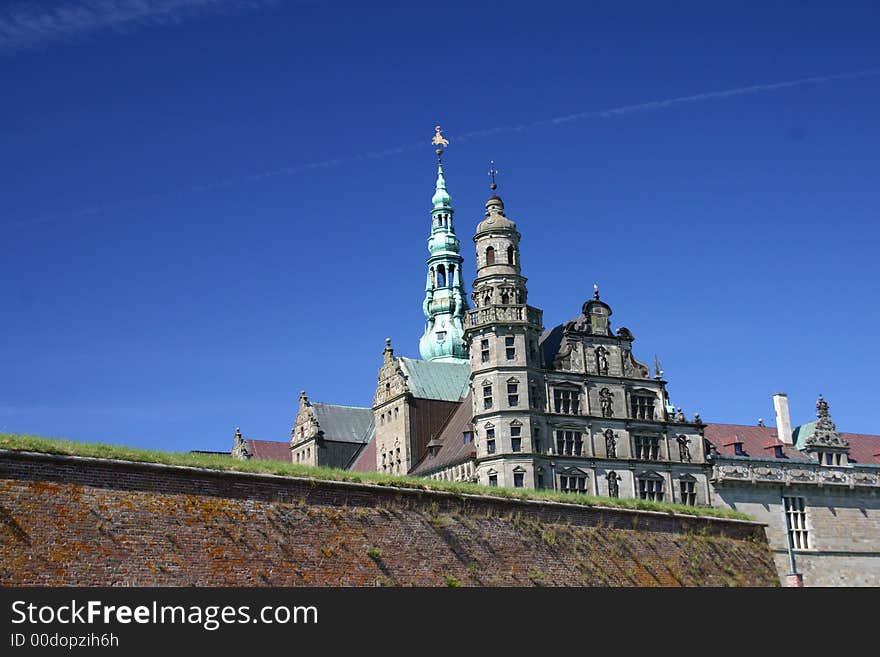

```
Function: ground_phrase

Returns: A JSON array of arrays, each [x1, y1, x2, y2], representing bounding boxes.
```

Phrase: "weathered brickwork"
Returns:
[[0, 451, 778, 586]]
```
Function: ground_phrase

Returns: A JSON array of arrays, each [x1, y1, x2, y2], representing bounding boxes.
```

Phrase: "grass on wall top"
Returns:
[[0, 433, 750, 521]]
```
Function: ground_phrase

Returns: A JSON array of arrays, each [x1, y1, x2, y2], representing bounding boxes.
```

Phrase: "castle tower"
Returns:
[[464, 166, 546, 488], [418, 126, 469, 362]]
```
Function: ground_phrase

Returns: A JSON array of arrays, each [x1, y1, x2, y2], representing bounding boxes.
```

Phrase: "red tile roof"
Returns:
[[704, 423, 880, 465], [349, 437, 377, 473], [840, 432, 880, 465], [246, 439, 291, 462], [410, 394, 475, 476]]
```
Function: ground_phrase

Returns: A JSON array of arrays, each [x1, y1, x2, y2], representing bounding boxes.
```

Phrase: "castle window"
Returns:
[[505, 336, 516, 360], [486, 246, 495, 266], [436, 331, 446, 342], [481, 339, 490, 363], [449, 264, 455, 285], [507, 245, 515, 265], [634, 435, 660, 460], [631, 394, 656, 420], [553, 388, 580, 415], [489, 474, 498, 487], [507, 379, 519, 406], [513, 471, 525, 488], [486, 427, 496, 455], [536, 472, 544, 488], [784, 496, 809, 550], [483, 384, 493, 410], [555, 430, 583, 456], [437, 264, 446, 287], [534, 428, 541, 453], [463, 431, 473, 444], [637, 473, 664, 501], [679, 477, 697, 505], [560, 474, 587, 494], [511, 425, 522, 452]]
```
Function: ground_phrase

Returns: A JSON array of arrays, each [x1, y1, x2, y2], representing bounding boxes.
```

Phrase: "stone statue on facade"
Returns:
[[677, 434, 692, 462], [596, 346, 609, 376], [604, 428, 617, 458], [599, 387, 614, 418], [606, 471, 620, 498], [674, 407, 686, 423]]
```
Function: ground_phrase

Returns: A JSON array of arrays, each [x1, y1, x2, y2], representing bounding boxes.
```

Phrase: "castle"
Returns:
[[231, 128, 880, 586]]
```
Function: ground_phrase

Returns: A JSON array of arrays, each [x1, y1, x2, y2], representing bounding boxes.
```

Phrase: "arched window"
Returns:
[[448, 264, 455, 285], [437, 264, 446, 287], [429, 267, 435, 289], [486, 246, 495, 266], [501, 290, 510, 304], [507, 245, 515, 264]]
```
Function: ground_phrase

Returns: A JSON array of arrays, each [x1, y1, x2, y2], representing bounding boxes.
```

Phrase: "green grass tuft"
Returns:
[[0, 433, 750, 521]]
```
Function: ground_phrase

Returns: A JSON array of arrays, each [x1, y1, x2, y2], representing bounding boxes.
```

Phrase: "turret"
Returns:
[[418, 126, 469, 361]]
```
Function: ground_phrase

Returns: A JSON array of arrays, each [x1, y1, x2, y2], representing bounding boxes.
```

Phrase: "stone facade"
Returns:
[[707, 398, 880, 586]]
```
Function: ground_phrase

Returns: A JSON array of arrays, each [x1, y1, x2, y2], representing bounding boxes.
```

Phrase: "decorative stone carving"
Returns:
[[599, 387, 614, 418], [596, 346, 609, 375], [720, 465, 749, 479], [676, 434, 692, 463], [820, 470, 848, 484], [805, 395, 849, 450], [787, 468, 817, 482], [606, 471, 620, 498], [621, 348, 650, 379], [604, 429, 617, 458], [752, 466, 783, 481], [231, 427, 252, 460], [674, 407, 686, 423]]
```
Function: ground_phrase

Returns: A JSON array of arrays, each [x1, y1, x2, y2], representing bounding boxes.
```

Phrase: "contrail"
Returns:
[[0, 0, 280, 53], [456, 68, 880, 141], [7, 68, 879, 229]]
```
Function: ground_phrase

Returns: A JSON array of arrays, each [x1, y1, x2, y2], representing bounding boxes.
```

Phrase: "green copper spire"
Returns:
[[432, 163, 451, 209], [419, 126, 468, 361]]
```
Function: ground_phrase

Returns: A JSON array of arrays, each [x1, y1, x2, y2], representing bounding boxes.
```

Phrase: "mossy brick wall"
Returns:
[[0, 450, 779, 586]]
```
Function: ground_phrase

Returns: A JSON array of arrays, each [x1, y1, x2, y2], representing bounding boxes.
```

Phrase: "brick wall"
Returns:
[[0, 450, 779, 586]]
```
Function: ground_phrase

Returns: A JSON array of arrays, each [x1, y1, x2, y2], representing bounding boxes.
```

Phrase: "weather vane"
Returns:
[[488, 160, 498, 191], [432, 125, 449, 162]]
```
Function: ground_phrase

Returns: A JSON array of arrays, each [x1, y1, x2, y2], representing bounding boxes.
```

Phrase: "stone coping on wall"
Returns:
[[0, 448, 764, 538]]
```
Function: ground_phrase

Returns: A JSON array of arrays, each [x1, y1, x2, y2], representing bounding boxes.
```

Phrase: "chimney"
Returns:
[[774, 393, 793, 445]]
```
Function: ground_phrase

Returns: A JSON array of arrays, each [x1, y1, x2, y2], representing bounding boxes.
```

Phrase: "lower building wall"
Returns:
[[0, 450, 778, 587], [712, 483, 880, 586]]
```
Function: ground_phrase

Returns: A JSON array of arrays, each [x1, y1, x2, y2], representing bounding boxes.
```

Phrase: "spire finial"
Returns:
[[593, 283, 600, 299], [432, 125, 449, 162], [488, 160, 498, 191], [653, 354, 663, 379]]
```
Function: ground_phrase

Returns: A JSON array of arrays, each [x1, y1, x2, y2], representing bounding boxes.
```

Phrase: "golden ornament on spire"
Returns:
[[432, 125, 449, 148]]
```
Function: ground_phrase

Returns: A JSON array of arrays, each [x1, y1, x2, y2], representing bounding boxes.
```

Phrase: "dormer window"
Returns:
[[733, 442, 746, 456], [773, 445, 785, 459]]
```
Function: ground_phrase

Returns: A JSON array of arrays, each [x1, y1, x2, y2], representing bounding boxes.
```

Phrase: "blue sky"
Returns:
[[2, 1, 878, 452]]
